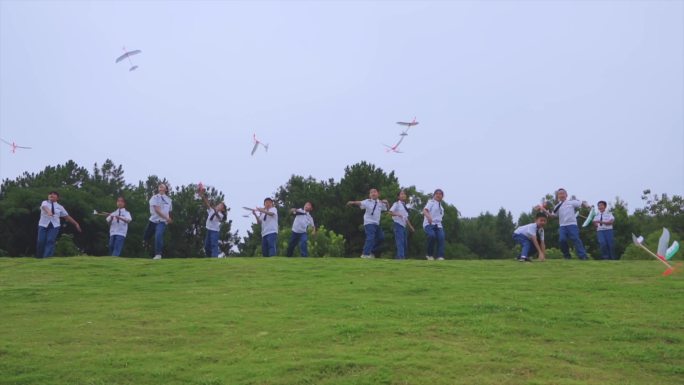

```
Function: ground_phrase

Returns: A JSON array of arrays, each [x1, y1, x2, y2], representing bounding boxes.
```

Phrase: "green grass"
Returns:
[[0, 257, 682, 385]]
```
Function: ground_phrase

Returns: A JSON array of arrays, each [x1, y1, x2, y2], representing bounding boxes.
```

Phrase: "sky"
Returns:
[[1, 0, 682, 236]]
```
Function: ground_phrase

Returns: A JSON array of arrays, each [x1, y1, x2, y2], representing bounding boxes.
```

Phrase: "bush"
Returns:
[[277, 226, 346, 257], [54, 234, 82, 257]]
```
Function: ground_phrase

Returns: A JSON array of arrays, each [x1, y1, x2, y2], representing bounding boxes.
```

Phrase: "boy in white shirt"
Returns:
[[144, 184, 173, 260], [106, 196, 132, 256], [253, 197, 278, 257], [593, 200, 616, 260], [513, 212, 547, 262], [199, 186, 227, 257], [546, 188, 590, 260], [286, 202, 316, 257], [36, 191, 82, 258], [347, 188, 389, 259], [388, 190, 415, 259], [423, 189, 446, 260]]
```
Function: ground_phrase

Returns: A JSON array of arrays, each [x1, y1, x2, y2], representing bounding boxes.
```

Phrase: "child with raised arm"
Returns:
[[106, 197, 132, 257], [593, 200, 616, 260], [36, 191, 82, 258], [545, 188, 590, 260], [513, 212, 547, 262], [286, 202, 316, 257], [388, 190, 415, 259], [144, 183, 173, 260], [423, 189, 446, 260], [253, 197, 278, 257], [347, 188, 389, 259], [199, 186, 228, 258]]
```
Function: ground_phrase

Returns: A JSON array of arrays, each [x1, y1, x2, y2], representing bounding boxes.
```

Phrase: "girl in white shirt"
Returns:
[[199, 186, 227, 257], [106, 197, 132, 256], [388, 190, 415, 259]]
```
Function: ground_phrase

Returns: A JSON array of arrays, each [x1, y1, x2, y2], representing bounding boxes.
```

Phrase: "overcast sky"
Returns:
[[1, 0, 682, 235]]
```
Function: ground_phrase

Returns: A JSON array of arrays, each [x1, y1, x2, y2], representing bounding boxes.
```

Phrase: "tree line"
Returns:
[[0, 160, 681, 259]]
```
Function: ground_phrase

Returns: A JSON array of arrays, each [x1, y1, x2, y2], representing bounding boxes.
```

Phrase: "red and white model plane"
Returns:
[[1, 138, 31, 153], [250, 134, 269, 156]]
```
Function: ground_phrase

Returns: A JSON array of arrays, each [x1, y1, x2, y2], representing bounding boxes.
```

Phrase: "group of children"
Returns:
[[512, 188, 616, 262], [35, 185, 616, 261]]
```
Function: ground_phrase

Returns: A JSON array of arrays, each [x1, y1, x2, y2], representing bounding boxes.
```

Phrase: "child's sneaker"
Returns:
[[425, 255, 434, 261], [437, 257, 445, 261], [360, 255, 372, 259], [517, 256, 527, 262], [153, 254, 162, 260]]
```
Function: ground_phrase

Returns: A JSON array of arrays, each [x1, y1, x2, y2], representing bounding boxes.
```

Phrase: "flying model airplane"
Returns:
[[115, 47, 142, 71], [1, 138, 31, 153], [383, 135, 405, 153], [396, 117, 419, 135], [251, 134, 269, 155]]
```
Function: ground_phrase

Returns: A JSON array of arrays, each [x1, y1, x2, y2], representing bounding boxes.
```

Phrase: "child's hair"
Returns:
[[597, 200, 607, 207], [556, 188, 566, 195], [305, 201, 314, 209], [49, 191, 60, 197], [397, 189, 407, 199], [219, 202, 228, 221], [264, 197, 274, 204], [117, 196, 126, 206], [433, 188, 444, 195], [535, 212, 548, 219]]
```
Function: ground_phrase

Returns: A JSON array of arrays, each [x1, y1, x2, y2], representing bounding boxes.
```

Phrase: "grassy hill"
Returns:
[[1, 257, 682, 385]]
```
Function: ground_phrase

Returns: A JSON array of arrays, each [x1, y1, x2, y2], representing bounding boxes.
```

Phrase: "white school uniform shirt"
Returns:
[[260, 207, 279, 236], [552, 199, 581, 227], [360, 199, 387, 225], [514, 223, 544, 241], [149, 194, 172, 223], [594, 210, 615, 231], [422, 199, 444, 228], [292, 209, 315, 234], [205, 208, 224, 232], [107, 208, 132, 237], [390, 201, 410, 227], [38, 200, 68, 228]]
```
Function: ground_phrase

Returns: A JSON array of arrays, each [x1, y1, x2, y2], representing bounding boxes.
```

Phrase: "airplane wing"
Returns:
[[115, 50, 142, 63], [0, 138, 12, 146], [250, 142, 259, 155], [129, 65, 139, 71], [15, 145, 31, 149], [396, 122, 411, 126]]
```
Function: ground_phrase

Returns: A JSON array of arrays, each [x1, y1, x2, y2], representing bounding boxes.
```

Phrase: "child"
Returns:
[[423, 189, 446, 260], [388, 190, 415, 259], [36, 191, 82, 258], [347, 188, 389, 259], [513, 212, 547, 262], [593, 200, 616, 260], [144, 183, 173, 260], [286, 202, 316, 257], [253, 197, 278, 257], [106, 196, 132, 257], [199, 186, 227, 258], [545, 188, 590, 260]]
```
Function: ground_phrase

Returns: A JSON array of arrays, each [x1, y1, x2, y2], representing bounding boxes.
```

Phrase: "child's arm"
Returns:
[[255, 207, 275, 216], [199, 189, 212, 210], [531, 235, 545, 261], [153, 206, 172, 223], [423, 208, 433, 224], [64, 215, 82, 233], [407, 220, 415, 232], [41, 204, 53, 217], [253, 209, 262, 224], [346, 201, 361, 207]]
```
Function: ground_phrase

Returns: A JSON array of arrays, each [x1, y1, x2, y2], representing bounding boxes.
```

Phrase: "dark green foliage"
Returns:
[[0, 160, 239, 258]]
